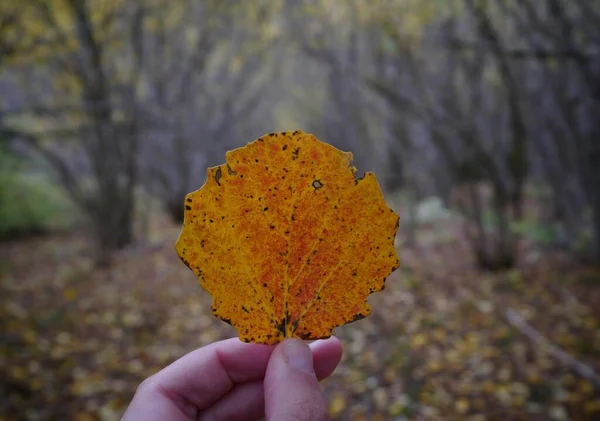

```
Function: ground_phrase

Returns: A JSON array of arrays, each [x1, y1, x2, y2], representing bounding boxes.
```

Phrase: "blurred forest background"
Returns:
[[1, 0, 599, 420]]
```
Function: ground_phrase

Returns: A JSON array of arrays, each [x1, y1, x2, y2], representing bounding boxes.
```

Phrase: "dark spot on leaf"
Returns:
[[354, 172, 366, 185], [291, 319, 300, 332], [312, 179, 323, 190], [298, 331, 312, 340], [349, 313, 366, 323], [185, 205, 191, 210], [275, 318, 286, 336], [214, 167, 222, 185]]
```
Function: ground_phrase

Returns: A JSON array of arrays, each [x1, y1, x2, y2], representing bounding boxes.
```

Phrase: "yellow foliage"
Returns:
[[329, 391, 347, 417], [455, 398, 470, 414], [411, 332, 428, 349]]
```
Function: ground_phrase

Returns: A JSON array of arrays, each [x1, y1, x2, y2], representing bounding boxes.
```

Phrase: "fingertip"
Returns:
[[309, 335, 343, 353], [310, 336, 343, 380], [282, 339, 315, 373]]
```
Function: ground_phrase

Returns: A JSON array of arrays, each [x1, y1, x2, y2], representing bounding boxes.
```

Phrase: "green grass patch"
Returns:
[[0, 148, 77, 239]]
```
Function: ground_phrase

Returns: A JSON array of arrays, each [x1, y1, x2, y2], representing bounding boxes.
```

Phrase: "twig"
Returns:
[[505, 308, 600, 387]]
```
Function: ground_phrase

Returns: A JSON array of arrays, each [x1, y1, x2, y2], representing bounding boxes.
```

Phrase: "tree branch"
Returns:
[[505, 308, 600, 387], [449, 39, 598, 62]]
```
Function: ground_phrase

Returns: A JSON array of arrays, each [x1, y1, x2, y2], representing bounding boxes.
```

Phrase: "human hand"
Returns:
[[121, 337, 343, 421]]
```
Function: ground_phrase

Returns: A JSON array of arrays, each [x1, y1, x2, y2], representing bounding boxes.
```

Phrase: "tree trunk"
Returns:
[[405, 183, 418, 247], [589, 143, 600, 265], [167, 198, 185, 224], [463, 183, 517, 271], [94, 180, 135, 265]]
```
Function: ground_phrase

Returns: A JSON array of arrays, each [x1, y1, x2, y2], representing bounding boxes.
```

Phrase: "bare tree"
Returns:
[[136, 2, 278, 222], [453, 0, 600, 262], [359, 0, 600, 266], [0, 1, 152, 263], [0, 0, 280, 261]]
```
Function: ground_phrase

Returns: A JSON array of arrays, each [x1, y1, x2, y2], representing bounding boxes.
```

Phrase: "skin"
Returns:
[[121, 337, 343, 421]]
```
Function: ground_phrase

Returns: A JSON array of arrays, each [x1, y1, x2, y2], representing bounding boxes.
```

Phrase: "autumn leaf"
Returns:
[[175, 130, 400, 344]]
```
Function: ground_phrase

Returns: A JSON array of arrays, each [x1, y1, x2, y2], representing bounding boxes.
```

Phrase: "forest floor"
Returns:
[[1, 215, 600, 421]]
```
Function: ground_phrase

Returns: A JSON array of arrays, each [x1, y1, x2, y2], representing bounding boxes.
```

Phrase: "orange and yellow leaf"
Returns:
[[176, 130, 400, 344]]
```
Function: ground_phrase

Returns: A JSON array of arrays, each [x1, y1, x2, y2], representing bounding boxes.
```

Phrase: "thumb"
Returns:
[[264, 339, 328, 421]]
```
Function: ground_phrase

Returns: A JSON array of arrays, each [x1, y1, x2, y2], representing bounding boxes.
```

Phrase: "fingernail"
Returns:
[[283, 339, 314, 373]]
